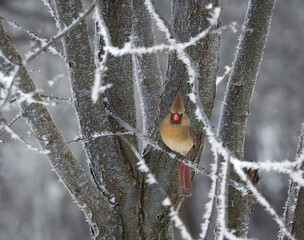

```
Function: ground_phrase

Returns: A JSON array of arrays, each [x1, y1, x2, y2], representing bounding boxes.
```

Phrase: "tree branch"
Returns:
[[53, 0, 142, 238], [141, 0, 220, 238], [281, 127, 304, 239], [217, 0, 277, 236], [131, 0, 162, 146], [0, 22, 121, 239]]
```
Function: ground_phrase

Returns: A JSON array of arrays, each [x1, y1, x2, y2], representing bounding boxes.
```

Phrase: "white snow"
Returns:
[[162, 197, 171, 206], [208, 7, 221, 26]]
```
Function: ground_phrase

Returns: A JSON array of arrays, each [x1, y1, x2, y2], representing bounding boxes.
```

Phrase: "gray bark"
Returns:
[[0, 22, 121, 239], [281, 128, 304, 240], [142, 0, 220, 238], [131, 0, 162, 139], [217, 0, 276, 237], [53, 0, 142, 239], [1, 0, 280, 238]]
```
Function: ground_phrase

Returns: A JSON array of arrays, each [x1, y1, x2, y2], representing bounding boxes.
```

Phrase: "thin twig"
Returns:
[[2, 122, 49, 154], [0, 0, 97, 111], [40, 0, 60, 28], [40, 94, 72, 103], [0, 114, 22, 138], [25, 0, 97, 64], [109, 111, 250, 194], [118, 133, 193, 240], [216, 67, 232, 87], [0, 16, 64, 58], [91, 1, 112, 103]]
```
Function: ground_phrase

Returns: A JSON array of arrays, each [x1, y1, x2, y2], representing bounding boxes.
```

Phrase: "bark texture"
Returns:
[[142, 0, 220, 238], [281, 128, 304, 240], [0, 22, 122, 239], [54, 0, 141, 238], [131, 0, 162, 137], [217, 0, 276, 237]]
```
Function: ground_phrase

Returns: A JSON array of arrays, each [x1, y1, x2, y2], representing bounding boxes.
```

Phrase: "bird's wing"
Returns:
[[188, 126, 197, 145]]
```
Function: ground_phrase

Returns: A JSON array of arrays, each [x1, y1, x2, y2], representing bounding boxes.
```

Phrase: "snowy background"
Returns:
[[0, 0, 303, 239]]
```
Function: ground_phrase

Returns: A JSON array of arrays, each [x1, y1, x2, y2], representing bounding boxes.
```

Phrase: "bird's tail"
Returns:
[[178, 152, 192, 197]]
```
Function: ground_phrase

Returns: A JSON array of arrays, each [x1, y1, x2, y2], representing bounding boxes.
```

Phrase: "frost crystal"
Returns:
[[162, 197, 171, 206]]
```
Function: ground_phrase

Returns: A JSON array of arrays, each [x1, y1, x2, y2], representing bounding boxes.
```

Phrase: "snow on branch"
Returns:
[[140, 2, 297, 238], [231, 157, 296, 240], [0, 0, 97, 111], [120, 134, 157, 185], [1, 122, 50, 154], [0, 16, 64, 58], [144, 0, 172, 42], [132, 53, 147, 148], [119, 135, 192, 240], [40, 0, 60, 29], [280, 127, 304, 239], [24, 0, 97, 65], [199, 152, 219, 239], [233, 156, 304, 186], [109, 112, 212, 176], [91, 2, 113, 103], [98, 0, 222, 61], [216, 65, 231, 87], [0, 114, 22, 141], [188, 71, 296, 240]]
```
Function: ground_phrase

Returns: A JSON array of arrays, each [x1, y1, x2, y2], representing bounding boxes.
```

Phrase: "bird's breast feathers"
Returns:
[[160, 115, 194, 155]]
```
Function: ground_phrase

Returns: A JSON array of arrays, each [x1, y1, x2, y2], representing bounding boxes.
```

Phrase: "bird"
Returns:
[[160, 92, 196, 197]]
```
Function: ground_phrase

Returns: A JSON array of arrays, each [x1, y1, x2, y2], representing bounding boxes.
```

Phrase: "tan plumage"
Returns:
[[160, 114, 193, 156], [160, 92, 196, 197], [170, 92, 185, 114]]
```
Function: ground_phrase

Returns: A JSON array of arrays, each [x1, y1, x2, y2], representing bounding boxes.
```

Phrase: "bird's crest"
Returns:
[[171, 92, 184, 114]]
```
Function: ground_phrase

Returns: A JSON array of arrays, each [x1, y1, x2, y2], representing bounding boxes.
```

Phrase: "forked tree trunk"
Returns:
[[0, 0, 282, 239]]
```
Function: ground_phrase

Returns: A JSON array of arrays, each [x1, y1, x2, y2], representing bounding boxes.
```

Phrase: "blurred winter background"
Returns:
[[0, 0, 303, 239]]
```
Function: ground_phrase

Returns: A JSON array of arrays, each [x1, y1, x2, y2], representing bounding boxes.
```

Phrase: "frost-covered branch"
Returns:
[[0, 114, 22, 139], [216, 66, 231, 87], [26, 0, 97, 64], [40, 94, 72, 103], [234, 157, 304, 186], [0, 16, 64, 58], [91, 1, 112, 103], [119, 134, 192, 240], [281, 127, 304, 240], [105, 27, 215, 57], [199, 151, 219, 239], [0, 21, 122, 239], [0, 1, 97, 111], [231, 157, 295, 240], [131, 0, 162, 151], [40, 0, 60, 29], [138, 2, 221, 237], [0, 121, 49, 154], [217, 0, 277, 236]]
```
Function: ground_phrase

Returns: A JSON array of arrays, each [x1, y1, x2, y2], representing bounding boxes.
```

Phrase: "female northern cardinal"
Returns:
[[160, 92, 196, 197]]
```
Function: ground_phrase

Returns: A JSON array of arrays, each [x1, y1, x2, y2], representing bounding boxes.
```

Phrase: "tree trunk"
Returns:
[[217, 0, 276, 237], [140, 0, 220, 238], [0, 22, 122, 239]]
